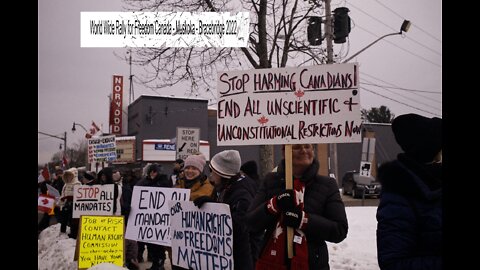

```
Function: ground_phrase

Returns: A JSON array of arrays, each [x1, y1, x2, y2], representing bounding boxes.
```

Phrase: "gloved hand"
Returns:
[[283, 208, 308, 229], [266, 189, 295, 214], [193, 196, 215, 208]]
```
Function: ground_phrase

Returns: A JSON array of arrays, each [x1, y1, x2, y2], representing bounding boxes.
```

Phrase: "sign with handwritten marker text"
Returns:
[[125, 186, 190, 246], [216, 63, 362, 145], [77, 215, 124, 269], [169, 201, 234, 270]]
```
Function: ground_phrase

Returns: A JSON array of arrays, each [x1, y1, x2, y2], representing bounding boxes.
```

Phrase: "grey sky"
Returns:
[[38, 0, 441, 165]]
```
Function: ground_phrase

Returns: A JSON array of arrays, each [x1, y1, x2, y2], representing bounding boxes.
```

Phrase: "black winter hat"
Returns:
[[240, 160, 259, 180], [84, 172, 95, 181], [392, 113, 442, 163], [147, 163, 163, 174]]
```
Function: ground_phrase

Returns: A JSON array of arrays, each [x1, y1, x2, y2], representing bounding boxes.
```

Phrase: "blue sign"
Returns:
[[155, 143, 176, 151]]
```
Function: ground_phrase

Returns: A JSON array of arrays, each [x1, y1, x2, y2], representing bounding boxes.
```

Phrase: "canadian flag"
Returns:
[[62, 156, 68, 169], [38, 194, 55, 213], [85, 121, 101, 139], [38, 164, 50, 183]]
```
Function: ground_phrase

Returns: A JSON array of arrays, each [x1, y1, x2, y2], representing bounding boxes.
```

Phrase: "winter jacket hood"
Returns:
[[378, 153, 441, 201]]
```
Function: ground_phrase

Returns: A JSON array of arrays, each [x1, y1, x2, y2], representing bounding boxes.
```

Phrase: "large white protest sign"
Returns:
[[216, 63, 362, 145], [125, 187, 190, 246], [169, 201, 233, 270], [73, 184, 117, 218]]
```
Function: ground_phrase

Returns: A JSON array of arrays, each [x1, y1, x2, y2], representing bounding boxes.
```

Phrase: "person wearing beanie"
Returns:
[[241, 160, 260, 182], [169, 154, 214, 270], [134, 163, 172, 270], [193, 150, 258, 270], [175, 154, 212, 200], [246, 144, 348, 269], [376, 113, 442, 270]]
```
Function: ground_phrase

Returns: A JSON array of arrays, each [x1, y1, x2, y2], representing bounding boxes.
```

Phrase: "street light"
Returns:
[[72, 122, 88, 133], [342, 19, 411, 63], [38, 131, 67, 159]]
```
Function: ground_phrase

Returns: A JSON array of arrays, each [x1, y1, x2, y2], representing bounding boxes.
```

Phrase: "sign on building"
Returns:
[[176, 127, 201, 160], [109, 75, 123, 135], [113, 136, 136, 164]]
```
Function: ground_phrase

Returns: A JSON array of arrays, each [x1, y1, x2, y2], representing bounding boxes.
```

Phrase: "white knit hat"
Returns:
[[209, 150, 241, 178]]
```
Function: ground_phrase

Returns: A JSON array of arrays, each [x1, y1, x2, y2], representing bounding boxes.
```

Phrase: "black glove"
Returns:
[[276, 189, 296, 211], [266, 189, 295, 214], [283, 208, 305, 229], [193, 196, 215, 208]]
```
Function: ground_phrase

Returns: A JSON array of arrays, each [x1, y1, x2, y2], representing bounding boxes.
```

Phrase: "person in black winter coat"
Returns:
[[376, 113, 442, 270], [135, 163, 172, 270], [246, 144, 348, 270], [194, 150, 258, 270]]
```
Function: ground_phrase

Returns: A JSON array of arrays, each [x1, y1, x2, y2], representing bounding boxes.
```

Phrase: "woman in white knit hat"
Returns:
[[193, 150, 258, 270]]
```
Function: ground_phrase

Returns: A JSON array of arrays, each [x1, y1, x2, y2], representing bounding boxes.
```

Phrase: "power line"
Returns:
[[362, 78, 441, 111], [360, 82, 442, 95], [361, 86, 441, 117], [374, 0, 442, 43], [361, 72, 442, 104], [355, 24, 441, 68], [346, 1, 441, 56]]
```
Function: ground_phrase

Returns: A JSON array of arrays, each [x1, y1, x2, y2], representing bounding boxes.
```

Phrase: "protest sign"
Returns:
[[125, 186, 190, 246], [170, 201, 233, 270]]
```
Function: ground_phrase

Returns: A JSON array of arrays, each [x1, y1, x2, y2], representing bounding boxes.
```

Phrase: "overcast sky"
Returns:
[[38, 0, 442, 165]]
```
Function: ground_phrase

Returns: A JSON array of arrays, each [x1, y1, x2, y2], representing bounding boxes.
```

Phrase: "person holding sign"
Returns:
[[246, 144, 348, 270], [135, 163, 172, 270], [194, 150, 258, 270], [170, 154, 214, 269]]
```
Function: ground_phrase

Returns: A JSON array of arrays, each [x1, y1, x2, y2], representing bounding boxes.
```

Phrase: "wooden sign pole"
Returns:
[[284, 144, 294, 258]]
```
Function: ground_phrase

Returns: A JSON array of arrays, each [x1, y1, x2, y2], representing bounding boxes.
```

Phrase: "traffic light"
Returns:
[[307, 16, 322, 46], [333, 7, 351, 44]]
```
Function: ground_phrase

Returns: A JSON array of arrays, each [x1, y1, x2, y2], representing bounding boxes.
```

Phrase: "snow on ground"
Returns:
[[38, 207, 379, 270]]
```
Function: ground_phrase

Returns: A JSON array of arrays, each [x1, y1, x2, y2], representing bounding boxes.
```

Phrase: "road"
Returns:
[[341, 193, 380, 207]]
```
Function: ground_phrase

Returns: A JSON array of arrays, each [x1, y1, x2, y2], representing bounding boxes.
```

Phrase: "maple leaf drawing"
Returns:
[[294, 89, 304, 98], [258, 115, 269, 125]]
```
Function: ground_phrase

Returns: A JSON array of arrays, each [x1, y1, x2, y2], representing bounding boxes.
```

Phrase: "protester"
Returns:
[[194, 150, 258, 270], [169, 154, 213, 269], [246, 144, 348, 269], [135, 163, 172, 270], [170, 158, 185, 186], [241, 160, 260, 182], [376, 114, 442, 270], [58, 167, 81, 238]]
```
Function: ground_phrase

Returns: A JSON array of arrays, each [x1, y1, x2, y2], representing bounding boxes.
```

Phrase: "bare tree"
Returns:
[[123, 0, 327, 176]]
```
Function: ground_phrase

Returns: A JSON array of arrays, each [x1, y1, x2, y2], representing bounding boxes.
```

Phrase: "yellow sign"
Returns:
[[77, 215, 124, 269]]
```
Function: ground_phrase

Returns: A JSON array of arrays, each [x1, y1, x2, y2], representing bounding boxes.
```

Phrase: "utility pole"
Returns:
[[128, 49, 135, 104], [38, 131, 67, 159], [323, 0, 339, 182]]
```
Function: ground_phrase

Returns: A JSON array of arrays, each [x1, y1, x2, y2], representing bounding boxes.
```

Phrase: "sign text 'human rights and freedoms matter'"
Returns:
[[169, 201, 234, 270], [216, 63, 362, 146], [81, 12, 249, 48]]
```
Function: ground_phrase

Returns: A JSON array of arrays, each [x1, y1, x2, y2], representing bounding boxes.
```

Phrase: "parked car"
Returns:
[[342, 171, 381, 198]]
